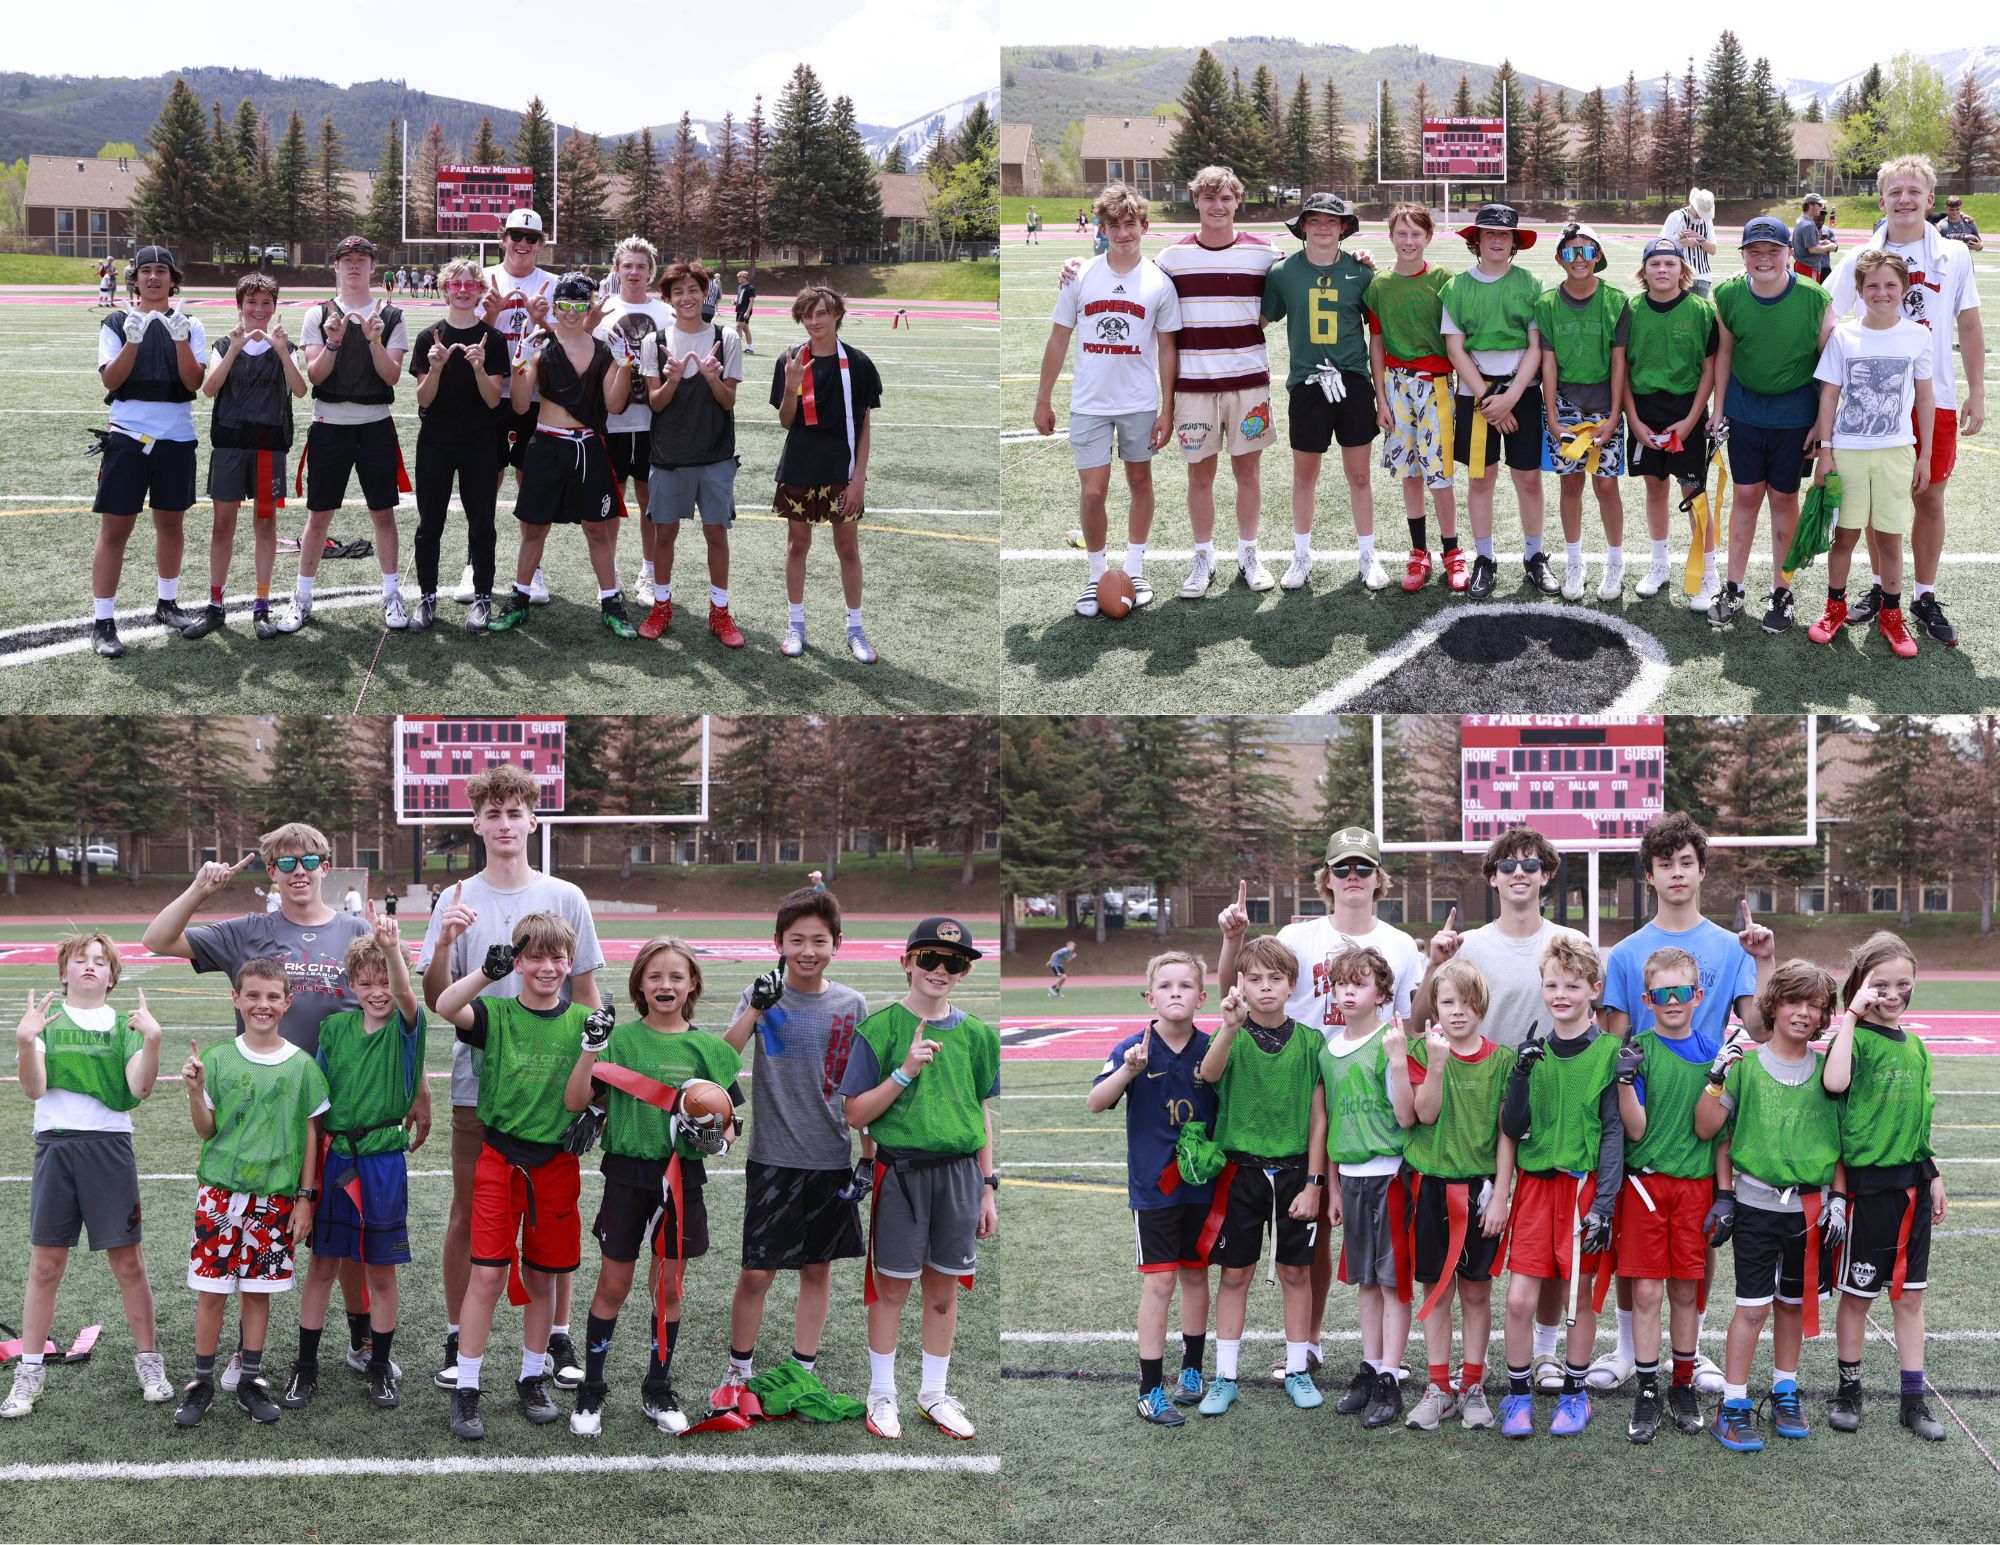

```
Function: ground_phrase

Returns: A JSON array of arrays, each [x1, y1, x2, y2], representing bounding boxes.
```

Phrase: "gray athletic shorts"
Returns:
[[1339, 1169, 1407, 1289], [204, 446, 289, 506], [647, 461, 737, 526], [870, 1151, 981, 1279], [32, 1131, 143, 1250], [1070, 409, 1158, 470]]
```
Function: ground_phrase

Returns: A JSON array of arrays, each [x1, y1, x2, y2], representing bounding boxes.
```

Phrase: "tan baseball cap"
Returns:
[[1324, 826, 1383, 866]]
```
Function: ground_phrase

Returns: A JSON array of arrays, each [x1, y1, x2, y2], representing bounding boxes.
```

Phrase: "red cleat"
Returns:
[[1806, 597, 1846, 645], [1442, 547, 1470, 592], [638, 600, 672, 639], [1877, 606, 1918, 659], [1401, 549, 1433, 592], [708, 603, 746, 648]]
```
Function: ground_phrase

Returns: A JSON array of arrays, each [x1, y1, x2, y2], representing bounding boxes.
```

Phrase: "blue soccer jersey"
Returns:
[[1603, 918, 1759, 1060], [1094, 1024, 1219, 1210]]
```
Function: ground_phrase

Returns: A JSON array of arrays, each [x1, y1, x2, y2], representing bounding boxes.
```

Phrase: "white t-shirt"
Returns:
[[1660, 208, 1713, 278], [1440, 266, 1529, 382], [1052, 254, 1182, 418], [597, 296, 675, 432], [1323, 1026, 1403, 1176], [1271, 915, 1423, 1038], [1453, 918, 1592, 1050], [1826, 226, 1979, 410], [33, 1003, 133, 1134], [645, 321, 745, 388], [300, 296, 408, 426], [483, 264, 557, 355], [97, 310, 206, 441], [1813, 316, 1933, 451]]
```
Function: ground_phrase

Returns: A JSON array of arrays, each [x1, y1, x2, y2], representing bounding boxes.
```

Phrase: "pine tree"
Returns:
[[1650, 72, 1685, 193], [1371, 85, 1406, 185], [1111, 718, 1218, 939], [1676, 59, 1702, 190], [1211, 720, 1300, 878], [258, 718, 358, 840], [1521, 84, 1567, 193], [604, 719, 702, 881], [1224, 67, 1274, 194], [1483, 60, 1525, 189], [1282, 74, 1315, 197], [905, 719, 999, 886], [272, 108, 310, 253], [658, 112, 710, 262], [1170, 49, 1232, 183], [1804, 95, 1824, 124], [1663, 717, 1731, 829], [711, 718, 786, 876], [708, 113, 743, 262], [1000, 717, 1097, 950], [882, 140, 906, 174], [1577, 87, 1610, 199], [412, 121, 448, 241], [510, 97, 556, 227], [767, 64, 835, 259], [739, 97, 770, 271], [1451, 73, 1477, 118], [469, 116, 501, 167], [1697, 31, 1754, 192], [1750, 58, 1795, 192], [311, 115, 357, 246], [128, 78, 211, 251], [0, 720, 71, 897], [1406, 80, 1434, 181], [621, 126, 660, 244], [206, 101, 252, 261], [1713, 717, 1821, 894], [1251, 65, 1282, 161], [231, 99, 268, 254], [830, 96, 883, 255], [1834, 719, 1953, 925], [558, 130, 613, 251], [956, 99, 995, 163], [363, 117, 403, 247], [1318, 722, 1414, 853], [1613, 71, 1647, 197], [72, 719, 178, 884], [1947, 69, 1996, 189], [1318, 77, 1354, 193]]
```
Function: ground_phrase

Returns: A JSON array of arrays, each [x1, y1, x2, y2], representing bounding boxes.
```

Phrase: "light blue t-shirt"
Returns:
[[1602, 917, 1758, 1061]]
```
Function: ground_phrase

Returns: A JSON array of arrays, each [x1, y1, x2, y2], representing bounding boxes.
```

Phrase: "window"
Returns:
[[56, 209, 74, 256], [1430, 898, 1457, 924], [678, 839, 698, 864], [1869, 887, 1898, 913], [1923, 885, 1950, 913], [1378, 899, 1406, 925], [199, 847, 218, 864], [779, 839, 803, 864], [1294, 898, 1327, 919], [630, 842, 655, 864], [1798, 886, 1826, 915], [982, 828, 999, 851], [1746, 887, 1774, 913], [1247, 898, 1272, 925], [357, 849, 380, 871], [1108, 159, 1123, 181], [733, 840, 758, 863], [88, 210, 108, 258], [1135, 159, 1150, 184]]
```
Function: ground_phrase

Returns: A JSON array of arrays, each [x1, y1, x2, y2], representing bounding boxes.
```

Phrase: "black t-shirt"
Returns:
[[768, 342, 883, 486], [411, 319, 509, 441]]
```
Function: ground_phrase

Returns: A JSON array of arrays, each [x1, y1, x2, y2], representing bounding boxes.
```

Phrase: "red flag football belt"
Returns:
[[293, 440, 412, 498], [863, 1151, 976, 1306], [1410, 1174, 1486, 1323], [587, 1061, 690, 1357]]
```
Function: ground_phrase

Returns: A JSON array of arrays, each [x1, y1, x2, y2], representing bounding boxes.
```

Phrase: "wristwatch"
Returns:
[[1306, 1173, 1328, 1188], [982, 1174, 1000, 1191], [297, 1187, 320, 1202]]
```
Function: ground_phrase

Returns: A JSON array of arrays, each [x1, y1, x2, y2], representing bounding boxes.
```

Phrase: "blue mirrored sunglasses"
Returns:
[[1644, 984, 1697, 1005], [1559, 244, 1600, 262], [272, 854, 326, 872]]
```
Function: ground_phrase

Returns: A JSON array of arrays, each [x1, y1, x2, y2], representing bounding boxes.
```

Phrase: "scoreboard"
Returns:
[[1421, 118, 1506, 180], [436, 165, 536, 235], [396, 717, 566, 818], [1460, 716, 1665, 844]]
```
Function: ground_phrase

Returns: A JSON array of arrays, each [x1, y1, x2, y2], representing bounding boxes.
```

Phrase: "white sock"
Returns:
[[1565, 541, 1583, 570], [1237, 537, 1257, 563], [93, 596, 116, 621], [296, 574, 316, 601], [520, 1349, 543, 1384], [1125, 541, 1146, 578], [658, 581, 673, 602], [553, 1322, 569, 1338], [1285, 1340, 1311, 1375], [1915, 582, 1936, 601], [598, 586, 620, 602], [1772, 1365, 1798, 1387], [1650, 539, 1669, 565], [20, 1353, 43, 1368], [788, 602, 805, 626], [1723, 1380, 1748, 1402], [710, 585, 728, 609], [447, 1323, 459, 1337], [1357, 533, 1375, 566], [1604, 544, 1623, 566], [1869, 571, 1883, 591], [1476, 537, 1495, 560], [1194, 540, 1215, 559], [1087, 548, 1108, 582], [845, 607, 864, 630], [457, 1353, 482, 1391], [641, 561, 655, 581], [1294, 531, 1311, 561], [1524, 533, 1544, 559], [382, 572, 401, 598], [1217, 1338, 1241, 1380], [920, 1352, 951, 1401], [868, 1348, 896, 1397], [730, 1351, 754, 1375], [157, 576, 179, 601], [1533, 1322, 1561, 1360], [1616, 1308, 1636, 1363]]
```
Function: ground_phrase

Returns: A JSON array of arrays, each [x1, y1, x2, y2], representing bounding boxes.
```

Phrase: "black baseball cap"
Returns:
[[905, 916, 982, 958], [331, 234, 376, 261]]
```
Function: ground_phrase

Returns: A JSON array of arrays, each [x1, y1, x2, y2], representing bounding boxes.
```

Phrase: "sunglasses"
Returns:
[[505, 231, 542, 245], [1644, 985, 1697, 1005], [1328, 859, 1378, 879], [272, 854, 325, 873], [443, 278, 482, 290], [1494, 857, 1545, 875], [1558, 245, 1600, 262], [912, 950, 972, 975], [553, 300, 591, 314]]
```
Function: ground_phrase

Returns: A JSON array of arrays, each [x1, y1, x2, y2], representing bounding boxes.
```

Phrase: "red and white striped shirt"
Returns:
[[1157, 230, 1280, 393]]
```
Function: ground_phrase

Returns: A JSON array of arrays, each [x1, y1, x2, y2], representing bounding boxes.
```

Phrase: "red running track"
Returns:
[[0, 935, 999, 969]]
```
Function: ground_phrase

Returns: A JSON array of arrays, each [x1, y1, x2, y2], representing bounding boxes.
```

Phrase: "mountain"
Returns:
[[1784, 45, 2000, 110], [863, 89, 1001, 165]]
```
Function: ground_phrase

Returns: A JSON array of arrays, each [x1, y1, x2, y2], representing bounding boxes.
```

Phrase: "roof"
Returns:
[[1791, 120, 1836, 161], [1081, 115, 1178, 160], [999, 122, 1036, 165], [23, 153, 145, 208], [875, 171, 930, 220]]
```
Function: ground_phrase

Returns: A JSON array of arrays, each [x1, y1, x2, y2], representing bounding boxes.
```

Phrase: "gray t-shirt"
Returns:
[[1454, 917, 1592, 1050], [733, 977, 869, 1170], [185, 908, 373, 1054], [415, 871, 606, 1105]]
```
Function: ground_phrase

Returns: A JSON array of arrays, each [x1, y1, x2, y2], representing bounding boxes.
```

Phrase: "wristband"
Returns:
[[1306, 1173, 1327, 1188], [296, 1187, 319, 1203], [1704, 1081, 1727, 1097], [890, 1068, 913, 1088]]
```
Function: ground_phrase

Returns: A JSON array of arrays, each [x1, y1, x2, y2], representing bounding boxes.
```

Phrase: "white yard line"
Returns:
[[0, 1453, 1000, 1484]]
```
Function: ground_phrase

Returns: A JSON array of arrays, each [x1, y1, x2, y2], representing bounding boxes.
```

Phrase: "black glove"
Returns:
[[748, 962, 785, 1012], [1704, 1188, 1737, 1248], [1514, 1026, 1547, 1074], [1581, 1210, 1613, 1257], [480, 943, 515, 981], [582, 996, 615, 1053], [1615, 1041, 1645, 1086], [837, 1155, 873, 1203]]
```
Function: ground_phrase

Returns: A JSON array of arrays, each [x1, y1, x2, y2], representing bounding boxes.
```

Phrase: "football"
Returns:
[[1095, 568, 1137, 619], [677, 1077, 735, 1132]]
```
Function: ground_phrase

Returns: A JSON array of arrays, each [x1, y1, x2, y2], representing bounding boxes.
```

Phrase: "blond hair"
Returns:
[[1094, 182, 1148, 226], [1145, 949, 1206, 989], [1643, 946, 1700, 985], [259, 821, 331, 866], [1842, 931, 1917, 1009], [56, 931, 121, 989], [512, 910, 577, 961], [343, 933, 390, 985], [612, 234, 660, 274], [1188, 165, 1244, 200], [1431, 958, 1489, 1020], [1877, 153, 1938, 197], [437, 256, 483, 289], [1540, 933, 1603, 986]]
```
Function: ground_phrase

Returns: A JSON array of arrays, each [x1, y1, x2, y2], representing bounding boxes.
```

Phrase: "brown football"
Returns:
[[678, 1077, 734, 1130], [1095, 568, 1136, 619]]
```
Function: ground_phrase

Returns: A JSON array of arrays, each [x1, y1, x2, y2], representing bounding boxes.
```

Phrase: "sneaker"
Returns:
[[1585, 1350, 1635, 1391], [600, 600, 638, 639], [366, 1364, 400, 1410], [278, 1362, 317, 1410], [277, 594, 310, 633], [136, 1351, 173, 1403], [434, 1333, 460, 1390], [1766, 1384, 1809, 1439], [1238, 549, 1276, 591], [253, 605, 279, 641], [1847, 582, 1884, 626], [1706, 583, 1746, 627], [1281, 554, 1312, 591], [173, 1379, 216, 1429], [639, 599, 673, 638], [920, 1391, 976, 1439], [846, 626, 878, 664], [1360, 556, 1390, 590], [1668, 1384, 1704, 1434], [1713, 1398, 1763, 1451], [1597, 551, 1626, 600], [1636, 556, 1671, 597], [866, 1392, 902, 1439], [1467, 553, 1498, 600], [1550, 1390, 1593, 1436], [1628, 1385, 1663, 1444], [450, 1387, 485, 1440], [1333, 1363, 1375, 1416], [1170, 1366, 1206, 1406], [1830, 1378, 1864, 1432], [780, 622, 807, 657], [1691, 1353, 1725, 1398], [1523, 551, 1561, 595], [1196, 1377, 1238, 1416], [220, 1351, 242, 1393], [570, 1380, 608, 1438], [1137, 1385, 1187, 1426], [153, 597, 196, 633], [1913, 592, 1958, 646], [1285, 1370, 1325, 1410], [1879, 607, 1919, 658], [465, 597, 491, 635], [1442, 547, 1470, 591], [1401, 549, 1433, 592], [708, 604, 746, 648], [343, 1345, 402, 1381], [452, 564, 477, 603], [1407, 1381, 1458, 1430], [1561, 554, 1586, 600], [237, 1375, 281, 1423], [1, 1364, 45, 1418], [1900, 1392, 1947, 1441], [1179, 550, 1216, 598], [1459, 1384, 1494, 1429], [1688, 570, 1720, 615], [1531, 1354, 1566, 1395], [1129, 576, 1155, 606], [1807, 596, 1849, 644], [526, 567, 552, 605], [642, 1383, 689, 1435], [1498, 1392, 1536, 1438], [92, 618, 125, 658], [488, 592, 531, 632], [517, 1374, 560, 1423], [634, 572, 656, 608], [547, 1332, 583, 1391], [407, 594, 437, 634], [1361, 1370, 1402, 1428], [1760, 586, 1796, 634], [383, 591, 410, 630], [181, 603, 227, 639]]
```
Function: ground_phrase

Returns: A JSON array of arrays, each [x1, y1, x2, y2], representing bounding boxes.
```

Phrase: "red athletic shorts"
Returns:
[[1918, 407, 1958, 484], [470, 1144, 581, 1274], [1506, 1170, 1609, 1280], [1614, 1172, 1710, 1282]]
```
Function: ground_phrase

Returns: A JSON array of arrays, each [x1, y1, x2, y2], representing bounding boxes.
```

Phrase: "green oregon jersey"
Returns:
[[196, 1038, 329, 1195], [1713, 274, 1830, 395], [1404, 1037, 1514, 1179], [1626, 290, 1717, 396], [1625, 1032, 1718, 1180], [474, 997, 588, 1146], [39, 1005, 144, 1114], [1517, 1030, 1619, 1174], [1214, 1021, 1319, 1159], [1442, 265, 1542, 354], [1724, 1049, 1839, 1189], [599, 1021, 741, 1161], [1319, 1028, 1407, 1165], [1365, 265, 1452, 366], [858, 1003, 999, 1155], [1532, 282, 1628, 387], [1837, 1024, 1935, 1169], [1263, 250, 1373, 382], [315, 1008, 425, 1155]]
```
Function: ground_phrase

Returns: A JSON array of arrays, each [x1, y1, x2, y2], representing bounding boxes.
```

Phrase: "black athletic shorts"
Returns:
[[1411, 1171, 1503, 1284], [741, 1158, 865, 1269], [92, 431, 197, 516], [1731, 1198, 1829, 1306], [1726, 421, 1813, 496], [605, 430, 648, 485], [305, 418, 402, 512], [592, 1156, 708, 1263], [1134, 1202, 1211, 1273], [1208, 1156, 1315, 1270], [497, 402, 540, 470], [515, 429, 617, 525], [1287, 373, 1380, 453], [1838, 1183, 1932, 1299], [1627, 390, 1711, 482], [1452, 376, 1545, 472]]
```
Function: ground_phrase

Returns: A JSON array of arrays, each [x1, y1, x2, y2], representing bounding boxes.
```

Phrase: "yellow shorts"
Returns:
[[1833, 445, 1916, 538]]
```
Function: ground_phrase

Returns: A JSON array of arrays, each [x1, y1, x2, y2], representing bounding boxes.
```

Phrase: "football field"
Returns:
[[0, 915, 1001, 1544], [0, 288, 999, 715], [1000, 223, 2000, 714], [996, 977, 2000, 1543]]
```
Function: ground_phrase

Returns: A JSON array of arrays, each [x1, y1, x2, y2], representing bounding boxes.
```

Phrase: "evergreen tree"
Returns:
[[258, 718, 358, 840], [1521, 84, 1567, 192], [1318, 722, 1414, 854], [129, 78, 211, 251], [708, 113, 744, 261], [1370, 85, 1406, 186], [469, 116, 501, 167], [1282, 74, 1315, 196], [1947, 69, 1996, 188], [1613, 71, 1647, 197], [1318, 77, 1354, 193], [1697, 31, 1754, 191], [231, 99, 268, 252], [1451, 73, 1477, 118], [1170, 49, 1232, 183], [713, 719, 786, 876], [1713, 717, 1821, 893], [1663, 716, 1730, 829], [1676, 59, 1702, 188], [739, 95, 770, 270], [1406, 80, 1434, 181], [1834, 719, 1952, 925], [905, 719, 999, 886], [1223, 66, 1273, 193], [1650, 72, 1686, 193], [1250, 64, 1282, 157], [621, 126, 661, 243], [206, 101, 252, 260], [1211, 720, 1300, 879], [1577, 87, 1610, 199], [882, 140, 906, 174], [660, 112, 711, 262], [604, 719, 702, 881], [363, 117, 403, 247], [510, 96, 556, 226], [767, 64, 836, 258], [830, 96, 883, 255], [557, 130, 613, 250], [1483, 60, 1525, 188], [1111, 718, 1218, 939], [1804, 94, 1824, 123], [272, 108, 310, 252], [1751, 58, 1795, 191], [311, 115, 357, 246], [1000, 717, 1097, 950], [0, 720, 70, 897], [956, 99, 995, 163], [72, 719, 179, 884], [412, 121, 448, 241]]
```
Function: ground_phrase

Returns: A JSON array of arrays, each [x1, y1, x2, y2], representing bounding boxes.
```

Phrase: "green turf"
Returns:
[[751, 261, 998, 303], [0, 256, 105, 285], [0, 929, 1000, 1543], [995, 1046, 2000, 1543], [0, 294, 999, 712], [1000, 226, 2000, 713]]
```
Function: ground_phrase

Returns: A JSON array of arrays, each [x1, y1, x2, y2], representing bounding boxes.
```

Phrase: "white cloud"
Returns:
[[730, 0, 998, 127]]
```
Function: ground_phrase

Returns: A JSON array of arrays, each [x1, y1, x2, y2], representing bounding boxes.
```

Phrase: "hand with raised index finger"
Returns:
[[436, 880, 477, 946], [1382, 1014, 1407, 1060], [181, 1038, 205, 1088], [1427, 906, 1461, 964], [1218, 880, 1250, 941], [1736, 898, 1774, 959], [1423, 1022, 1450, 1062], [131, 987, 161, 1040], [1219, 984, 1249, 1031], [195, 851, 256, 897]]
